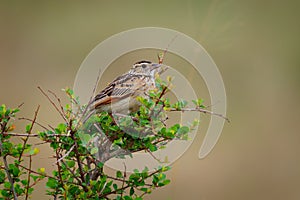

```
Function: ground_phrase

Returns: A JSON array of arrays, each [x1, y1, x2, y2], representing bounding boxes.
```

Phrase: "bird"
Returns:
[[82, 60, 169, 123]]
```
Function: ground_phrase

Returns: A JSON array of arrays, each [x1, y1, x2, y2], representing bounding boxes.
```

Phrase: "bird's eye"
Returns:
[[141, 64, 147, 68]]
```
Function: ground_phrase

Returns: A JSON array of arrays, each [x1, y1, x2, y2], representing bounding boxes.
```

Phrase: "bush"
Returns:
[[0, 77, 223, 199]]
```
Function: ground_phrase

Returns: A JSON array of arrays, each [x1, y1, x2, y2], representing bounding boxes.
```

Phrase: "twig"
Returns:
[[18, 117, 49, 130], [0, 112, 18, 199], [60, 159, 82, 185], [158, 34, 178, 64], [55, 146, 64, 186], [17, 164, 52, 178], [98, 182, 108, 197], [120, 162, 126, 198], [3, 132, 71, 137], [48, 124, 55, 131], [25, 155, 32, 200], [78, 68, 102, 126], [0, 154, 18, 199], [99, 168, 163, 198], [70, 129, 86, 189], [38, 86, 67, 123], [4, 132, 39, 137], [17, 102, 24, 109], [169, 107, 230, 123], [52, 145, 75, 165], [146, 149, 165, 164], [17, 164, 83, 186], [18, 105, 40, 163], [47, 89, 66, 119]]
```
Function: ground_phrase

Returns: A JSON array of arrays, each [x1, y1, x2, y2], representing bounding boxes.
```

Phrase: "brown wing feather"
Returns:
[[90, 73, 146, 109]]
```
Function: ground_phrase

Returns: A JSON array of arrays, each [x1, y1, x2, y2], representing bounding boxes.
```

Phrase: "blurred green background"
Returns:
[[1, 1, 300, 199]]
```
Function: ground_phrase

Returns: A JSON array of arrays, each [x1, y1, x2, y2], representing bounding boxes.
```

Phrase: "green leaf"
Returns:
[[148, 144, 157, 152], [113, 138, 123, 146], [129, 187, 134, 196], [162, 179, 171, 186], [124, 196, 133, 200], [4, 181, 11, 189], [46, 178, 58, 189], [177, 126, 189, 135], [27, 187, 34, 195], [30, 174, 39, 182], [116, 171, 123, 178], [1, 189, 10, 197], [25, 124, 32, 133], [29, 147, 39, 155], [66, 160, 75, 168], [78, 132, 92, 146], [21, 179, 28, 186], [113, 183, 118, 190], [50, 142, 59, 150], [57, 123, 67, 133], [0, 170, 5, 183], [14, 183, 24, 195], [9, 164, 20, 177], [159, 166, 171, 172], [12, 108, 20, 113], [97, 162, 104, 168], [90, 147, 98, 154], [0, 104, 6, 115]]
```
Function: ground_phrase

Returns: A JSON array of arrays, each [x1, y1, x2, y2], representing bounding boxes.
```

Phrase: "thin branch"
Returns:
[[47, 89, 66, 118], [120, 163, 126, 198], [146, 149, 166, 164], [55, 147, 63, 186], [25, 155, 32, 200], [17, 102, 24, 109], [37, 86, 67, 123], [18, 117, 49, 130], [78, 68, 102, 126], [0, 155, 18, 199], [3, 132, 71, 137], [0, 112, 18, 199], [98, 182, 108, 197], [18, 105, 40, 163], [17, 164, 83, 186], [158, 34, 178, 64], [100, 168, 163, 198], [60, 159, 82, 185], [53, 145, 75, 165], [4, 132, 39, 137], [17, 164, 53, 179], [69, 128, 86, 189], [169, 107, 230, 123]]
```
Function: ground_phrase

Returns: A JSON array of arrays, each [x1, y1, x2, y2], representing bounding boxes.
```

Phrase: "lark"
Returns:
[[83, 61, 169, 123]]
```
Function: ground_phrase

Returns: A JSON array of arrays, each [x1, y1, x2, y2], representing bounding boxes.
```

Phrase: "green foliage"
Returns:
[[0, 105, 45, 199], [0, 76, 205, 199]]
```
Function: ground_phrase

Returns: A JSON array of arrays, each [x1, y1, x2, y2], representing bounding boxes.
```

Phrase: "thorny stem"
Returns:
[[18, 105, 40, 163], [0, 113, 18, 199], [120, 163, 126, 198], [169, 107, 230, 123], [47, 89, 66, 118], [18, 117, 49, 130], [25, 155, 32, 200], [38, 86, 68, 123], [0, 145, 18, 199], [60, 159, 82, 185], [69, 124, 87, 191], [55, 147, 63, 187]]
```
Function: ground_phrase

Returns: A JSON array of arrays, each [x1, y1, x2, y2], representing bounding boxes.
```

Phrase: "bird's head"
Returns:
[[130, 60, 169, 76]]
